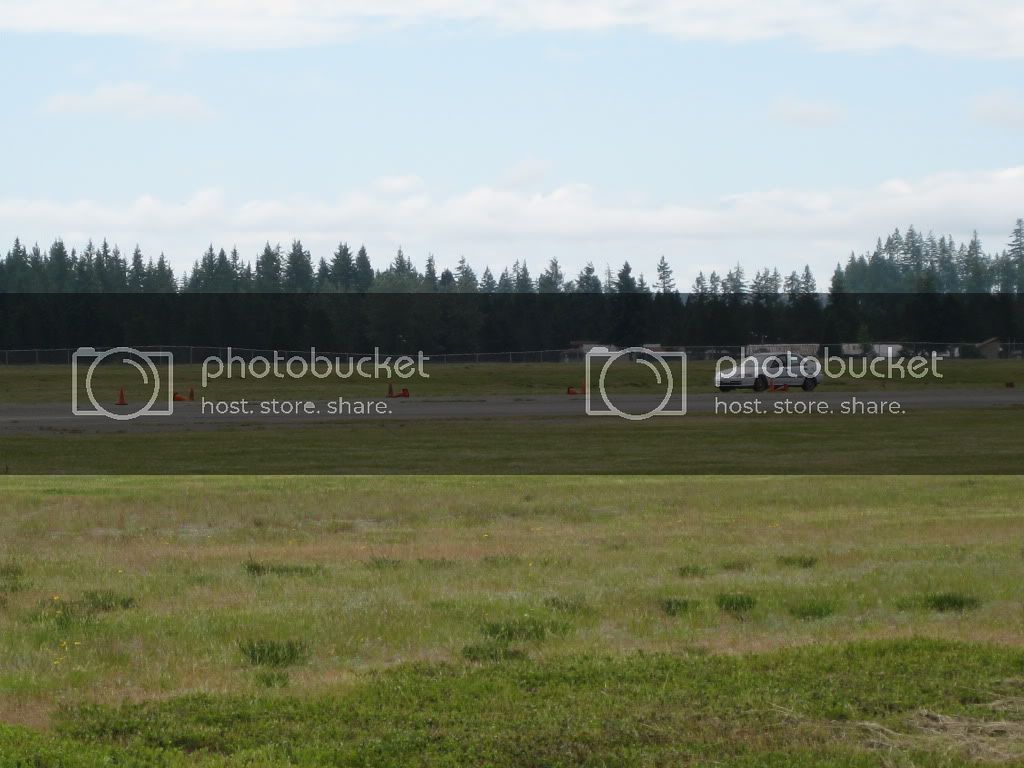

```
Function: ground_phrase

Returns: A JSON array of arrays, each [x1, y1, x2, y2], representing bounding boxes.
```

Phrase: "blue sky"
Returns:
[[1, 2, 1022, 286]]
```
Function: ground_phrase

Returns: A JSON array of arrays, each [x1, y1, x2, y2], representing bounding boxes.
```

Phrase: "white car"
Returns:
[[715, 352, 820, 392]]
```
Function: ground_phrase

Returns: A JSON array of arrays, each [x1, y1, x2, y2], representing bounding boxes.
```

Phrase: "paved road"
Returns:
[[0, 388, 1021, 434]]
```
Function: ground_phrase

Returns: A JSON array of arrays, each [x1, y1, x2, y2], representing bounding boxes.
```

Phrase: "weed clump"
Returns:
[[461, 643, 528, 663], [788, 598, 836, 620], [660, 598, 698, 617], [255, 670, 290, 688], [481, 616, 554, 643], [243, 558, 324, 577], [923, 592, 980, 612], [778, 555, 818, 569], [0, 562, 26, 593], [716, 593, 757, 616], [34, 590, 136, 628], [239, 639, 309, 668]]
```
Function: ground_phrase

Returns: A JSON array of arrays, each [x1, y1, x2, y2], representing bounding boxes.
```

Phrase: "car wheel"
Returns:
[[753, 375, 768, 392], [801, 377, 818, 391]]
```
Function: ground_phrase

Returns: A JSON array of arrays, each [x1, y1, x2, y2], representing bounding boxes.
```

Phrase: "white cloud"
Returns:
[[1, 1, 1023, 57], [2, 167, 1022, 286], [971, 90, 1024, 130], [43, 82, 211, 119], [775, 99, 845, 128]]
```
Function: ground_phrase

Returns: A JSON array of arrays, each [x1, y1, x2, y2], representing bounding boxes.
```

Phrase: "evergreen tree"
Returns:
[[722, 264, 746, 294], [537, 258, 564, 293], [575, 263, 602, 293], [315, 258, 332, 291], [655, 256, 675, 293], [255, 243, 283, 292], [479, 267, 497, 293], [1009, 218, 1024, 290], [496, 268, 513, 293], [330, 242, 354, 291], [129, 246, 146, 292], [691, 272, 708, 294], [353, 246, 374, 292], [513, 261, 534, 293], [423, 254, 439, 292], [455, 257, 478, 293], [47, 239, 73, 291], [615, 261, 637, 293], [438, 267, 456, 292], [283, 239, 314, 292], [799, 265, 817, 294]]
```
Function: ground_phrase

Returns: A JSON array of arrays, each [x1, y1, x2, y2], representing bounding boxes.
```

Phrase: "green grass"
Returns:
[[239, 639, 310, 668], [1, 358, 1021, 405], [2, 638, 1024, 766], [1, 475, 1024, 765], [4, 407, 1023, 473]]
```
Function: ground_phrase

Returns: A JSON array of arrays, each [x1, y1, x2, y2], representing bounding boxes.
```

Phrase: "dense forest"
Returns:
[[1, 220, 1022, 295]]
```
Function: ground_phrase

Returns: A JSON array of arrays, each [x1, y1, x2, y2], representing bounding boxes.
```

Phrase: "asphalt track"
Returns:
[[0, 388, 1021, 434]]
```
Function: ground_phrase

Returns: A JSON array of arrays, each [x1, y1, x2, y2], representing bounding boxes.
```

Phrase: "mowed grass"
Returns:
[[0, 358, 1021, 405], [3, 407, 1023, 473], [0, 475, 1022, 766]]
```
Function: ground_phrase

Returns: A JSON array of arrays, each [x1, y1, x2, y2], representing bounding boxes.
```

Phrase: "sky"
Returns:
[[1, 1, 1022, 287]]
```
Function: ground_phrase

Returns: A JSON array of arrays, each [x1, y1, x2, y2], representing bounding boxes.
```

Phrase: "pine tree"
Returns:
[[496, 268, 513, 293], [537, 258, 564, 293], [255, 243, 282, 292], [283, 240, 314, 292], [575, 263, 602, 293], [655, 256, 675, 293], [615, 262, 637, 293], [799, 265, 817, 294], [353, 246, 374, 292], [455, 257, 478, 293], [47, 239, 73, 291], [722, 264, 746, 294], [315, 258, 332, 291], [691, 272, 708, 295], [1009, 218, 1024, 291], [479, 267, 497, 293], [330, 242, 354, 291], [513, 261, 534, 293], [423, 254, 439, 292], [129, 246, 146, 292]]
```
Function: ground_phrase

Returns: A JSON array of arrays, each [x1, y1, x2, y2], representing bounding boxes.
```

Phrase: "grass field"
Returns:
[[1, 475, 1023, 765], [1, 358, 1021, 404], [3, 407, 1022, 474]]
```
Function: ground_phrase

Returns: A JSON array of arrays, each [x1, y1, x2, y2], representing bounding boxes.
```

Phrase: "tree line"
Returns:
[[1, 219, 1022, 295]]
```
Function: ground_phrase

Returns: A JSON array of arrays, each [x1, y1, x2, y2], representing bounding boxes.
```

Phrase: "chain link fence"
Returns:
[[1, 342, 1022, 365]]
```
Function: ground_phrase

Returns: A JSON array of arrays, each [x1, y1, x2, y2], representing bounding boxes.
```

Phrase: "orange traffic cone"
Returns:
[[115, 387, 127, 406], [400, 387, 410, 398], [173, 392, 188, 402]]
